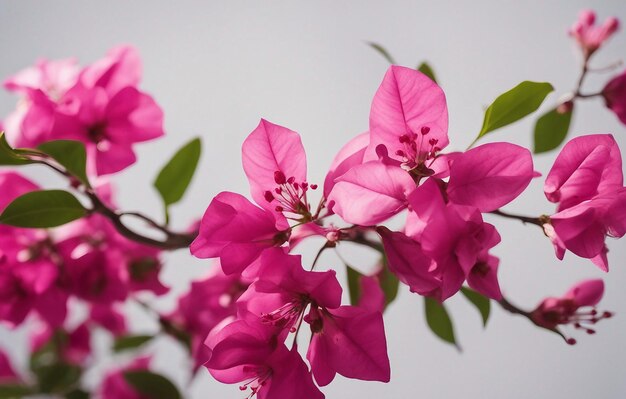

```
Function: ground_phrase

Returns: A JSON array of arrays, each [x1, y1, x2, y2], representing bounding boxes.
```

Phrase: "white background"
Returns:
[[1, 1, 625, 398]]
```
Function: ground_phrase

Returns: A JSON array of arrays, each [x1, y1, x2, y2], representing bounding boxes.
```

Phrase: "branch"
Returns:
[[497, 297, 569, 343], [489, 209, 544, 227]]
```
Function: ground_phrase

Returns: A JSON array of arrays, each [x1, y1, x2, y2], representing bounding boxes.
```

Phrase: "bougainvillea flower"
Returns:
[[367, 65, 449, 164], [57, 239, 129, 304], [0, 347, 19, 382], [447, 142, 534, 212], [100, 356, 153, 399], [2, 46, 164, 176], [465, 253, 502, 301], [377, 227, 440, 297], [2, 58, 79, 147], [603, 69, 626, 125], [546, 188, 626, 271], [569, 9, 619, 57], [168, 262, 249, 370], [237, 249, 342, 333], [531, 279, 612, 343], [0, 172, 67, 327], [190, 192, 289, 275], [328, 158, 415, 225], [307, 305, 390, 386], [205, 319, 324, 399], [89, 303, 127, 337], [544, 134, 622, 211], [401, 178, 502, 301], [242, 119, 320, 221]]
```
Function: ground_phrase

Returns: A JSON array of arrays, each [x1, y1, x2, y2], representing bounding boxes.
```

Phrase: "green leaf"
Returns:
[[477, 81, 553, 140], [460, 287, 491, 327], [346, 266, 363, 306], [0, 190, 86, 228], [38, 140, 90, 186], [367, 42, 396, 64], [154, 137, 201, 215], [533, 106, 573, 154], [124, 371, 182, 399], [424, 297, 458, 349], [113, 334, 154, 352], [35, 363, 82, 394], [379, 257, 399, 307], [0, 384, 34, 398], [0, 133, 34, 166], [417, 62, 437, 83], [65, 389, 90, 399]]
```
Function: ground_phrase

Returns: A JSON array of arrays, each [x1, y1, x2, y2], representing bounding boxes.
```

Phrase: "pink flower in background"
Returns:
[[100, 356, 153, 399], [30, 322, 92, 366], [531, 279, 612, 343], [2, 45, 164, 176], [0, 172, 67, 327], [544, 135, 626, 271], [89, 303, 127, 336], [2, 58, 79, 147], [168, 263, 249, 370], [0, 347, 19, 383], [603, 69, 626, 125], [569, 9, 619, 57]]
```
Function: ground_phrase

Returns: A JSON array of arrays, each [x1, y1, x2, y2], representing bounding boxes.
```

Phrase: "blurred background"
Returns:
[[1, 1, 625, 398]]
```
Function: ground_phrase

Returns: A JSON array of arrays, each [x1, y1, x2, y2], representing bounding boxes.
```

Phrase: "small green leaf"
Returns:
[[38, 140, 90, 186], [35, 363, 82, 394], [367, 42, 397, 64], [477, 81, 554, 140], [424, 297, 458, 349], [0, 190, 86, 228], [460, 287, 491, 327], [0, 384, 34, 398], [379, 257, 399, 307], [0, 133, 34, 166], [154, 137, 201, 214], [417, 62, 437, 83], [346, 266, 363, 306], [65, 389, 90, 399], [533, 106, 573, 154], [113, 334, 154, 352], [124, 371, 182, 399]]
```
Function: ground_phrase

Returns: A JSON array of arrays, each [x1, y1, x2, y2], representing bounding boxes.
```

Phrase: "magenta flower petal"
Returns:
[[447, 142, 534, 212], [565, 279, 604, 307], [308, 306, 390, 386], [190, 192, 288, 274], [242, 119, 307, 211], [0, 347, 19, 382], [324, 131, 369, 197], [544, 134, 622, 210], [378, 227, 440, 296], [330, 160, 415, 225], [604, 69, 626, 125], [368, 65, 449, 163]]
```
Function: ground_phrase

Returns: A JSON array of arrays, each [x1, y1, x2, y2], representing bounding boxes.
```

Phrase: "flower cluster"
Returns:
[[2, 45, 164, 175], [190, 62, 624, 396], [0, 8, 624, 399]]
